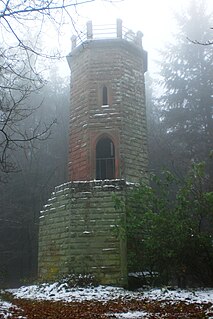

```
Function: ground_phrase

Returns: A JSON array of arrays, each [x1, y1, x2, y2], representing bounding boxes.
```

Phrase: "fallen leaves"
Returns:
[[6, 297, 212, 319]]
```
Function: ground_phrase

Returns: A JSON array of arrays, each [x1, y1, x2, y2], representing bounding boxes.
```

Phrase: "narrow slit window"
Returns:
[[102, 86, 108, 105]]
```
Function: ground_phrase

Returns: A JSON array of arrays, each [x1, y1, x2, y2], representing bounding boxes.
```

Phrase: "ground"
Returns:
[[1, 283, 213, 318]]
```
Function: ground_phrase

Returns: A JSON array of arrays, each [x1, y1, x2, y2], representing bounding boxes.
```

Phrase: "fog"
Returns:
[[0, 0, 212, 287], [45, 0, 213, 75]]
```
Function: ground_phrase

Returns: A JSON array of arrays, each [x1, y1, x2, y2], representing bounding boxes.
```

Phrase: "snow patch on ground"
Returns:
[[142, 288, 213, 303], [0, 300, 17, 319], [8, 283, 136, 302], [7, 283, 213, 304], [108, 311, 148, 318]]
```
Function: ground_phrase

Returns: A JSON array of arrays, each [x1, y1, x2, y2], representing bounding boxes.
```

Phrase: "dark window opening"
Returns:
[[102, 86, 108, 105], [96, 137, 115, 180]]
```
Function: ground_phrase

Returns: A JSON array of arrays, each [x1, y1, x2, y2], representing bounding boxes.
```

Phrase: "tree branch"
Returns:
[[0, 0, 96, 18]]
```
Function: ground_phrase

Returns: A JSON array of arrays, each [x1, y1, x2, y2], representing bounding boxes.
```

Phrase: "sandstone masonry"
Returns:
[[67, 21, 148, 182], [38, 20, 148, 286], [38, 180, 129, 286]]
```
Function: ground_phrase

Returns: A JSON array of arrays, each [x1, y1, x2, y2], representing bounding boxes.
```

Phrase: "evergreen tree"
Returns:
[[146, 74, 176, 175], [157, 0, 213, 182]]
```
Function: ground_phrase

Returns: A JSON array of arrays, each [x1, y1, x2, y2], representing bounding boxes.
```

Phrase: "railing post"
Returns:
[[87, 20, 93, 39], [135, 31, 143, 47], [116, 19, 122, 38], [71, 35, 77, 50]]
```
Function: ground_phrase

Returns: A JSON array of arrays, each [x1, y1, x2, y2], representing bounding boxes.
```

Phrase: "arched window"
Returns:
[[96, 137, 115, 180], [102, 86, 108, 105]]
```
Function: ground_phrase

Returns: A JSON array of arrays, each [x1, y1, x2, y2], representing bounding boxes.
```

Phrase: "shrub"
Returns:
[[118, 162, 213, 287]]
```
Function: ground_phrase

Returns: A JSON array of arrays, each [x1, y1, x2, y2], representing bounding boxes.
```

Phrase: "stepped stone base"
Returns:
[[38, 179, 132, 287]]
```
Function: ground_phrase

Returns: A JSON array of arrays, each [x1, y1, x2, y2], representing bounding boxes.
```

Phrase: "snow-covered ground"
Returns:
[[7, 282, 213, 303], [1, 283, 213, 318]]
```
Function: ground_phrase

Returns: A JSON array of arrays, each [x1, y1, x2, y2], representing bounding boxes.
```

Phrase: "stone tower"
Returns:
[[67, 19, 148, 183], [38, 20, 147, 287]]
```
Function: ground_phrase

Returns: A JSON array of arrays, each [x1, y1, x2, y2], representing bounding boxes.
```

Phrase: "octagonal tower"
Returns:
[[67, 19, 148, 183], [38, 20, 148, 287]]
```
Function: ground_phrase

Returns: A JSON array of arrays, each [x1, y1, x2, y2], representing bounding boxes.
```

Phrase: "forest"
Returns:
[[0, 0, 212, 287]]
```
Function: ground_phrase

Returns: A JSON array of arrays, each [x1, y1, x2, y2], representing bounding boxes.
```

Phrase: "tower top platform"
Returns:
[[70, 19, 144, 51]]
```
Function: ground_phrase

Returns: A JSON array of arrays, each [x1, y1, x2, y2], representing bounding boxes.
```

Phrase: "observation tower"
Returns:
[[38, 20, 148, 287]]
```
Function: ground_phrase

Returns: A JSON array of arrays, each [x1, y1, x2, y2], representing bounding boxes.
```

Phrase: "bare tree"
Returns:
[[0, 42, 55, 178], [0, 0, 120, 180], [0, 67, 70, 286]]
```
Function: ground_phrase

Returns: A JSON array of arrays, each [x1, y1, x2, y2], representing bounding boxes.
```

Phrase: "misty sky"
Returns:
[[69, 1, 187, 63], [45, 0, 213, 76], [77, 0, 186, 45]]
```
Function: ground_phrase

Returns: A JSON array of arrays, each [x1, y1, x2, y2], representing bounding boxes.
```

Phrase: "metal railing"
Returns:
[[71, 19, 143, 50]]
